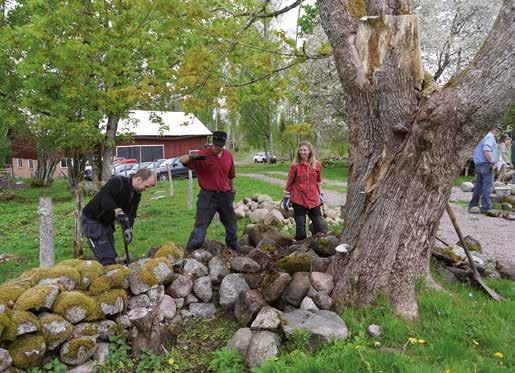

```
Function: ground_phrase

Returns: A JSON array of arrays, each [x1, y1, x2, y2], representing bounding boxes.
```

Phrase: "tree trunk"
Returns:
[[318, 0, 513, 318], [67, 156, 86, 258], [101, 115, 119, 181], [33, 148, 59, 186]]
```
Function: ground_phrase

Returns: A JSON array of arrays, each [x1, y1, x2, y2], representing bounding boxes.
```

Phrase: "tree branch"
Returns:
[[226, 61, 298, 87], [213, 0, 303, 19]]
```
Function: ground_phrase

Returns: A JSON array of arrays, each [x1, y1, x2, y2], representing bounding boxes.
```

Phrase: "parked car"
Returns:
[[156, 158, 195, 180], [126, 162, 153, 176], [253, 152, 277, 163], [113, 158, 138, 166], [84, 165, 93, 181], [112, 163, 136, 177]]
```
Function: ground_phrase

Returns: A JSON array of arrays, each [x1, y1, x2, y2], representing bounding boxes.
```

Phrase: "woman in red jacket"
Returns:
[[283, 141, 326, 240]]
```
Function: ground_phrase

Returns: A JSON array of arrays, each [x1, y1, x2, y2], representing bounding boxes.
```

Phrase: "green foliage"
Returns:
[[299, 4, 320, 35], [283, 329, 313, 354], [208, 347, 245, 373], [137, 348, 166, 372], [97, 334, 134, 372], [27, 358, 66, 373]]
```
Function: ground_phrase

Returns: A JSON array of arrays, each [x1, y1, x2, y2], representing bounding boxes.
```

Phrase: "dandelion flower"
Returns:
[[418, 339, 426, 344], [374, 341, 381, 347], [408, 337, 417, 344], [494, 352, 504, 359], [354, 345, 362, 350], [168, 358, 175, 366]]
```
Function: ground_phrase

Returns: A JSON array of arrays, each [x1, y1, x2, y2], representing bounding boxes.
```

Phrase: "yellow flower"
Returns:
[[408, 337, 417, 344], [374, 341, 381, 347], [354, 345, 362, 350], [445, 368, 451, 373], [472, 339, 479, 346], [418, 339, 427, 344], [494, 352, 504, 359], [168, 358, 176, 366]]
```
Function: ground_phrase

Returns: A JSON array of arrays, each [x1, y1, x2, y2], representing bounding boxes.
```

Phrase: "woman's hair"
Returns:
[[293, 141, 317, 167]]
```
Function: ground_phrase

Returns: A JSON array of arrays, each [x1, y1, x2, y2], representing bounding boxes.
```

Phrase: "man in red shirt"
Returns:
[[179, 131, 239, 253]]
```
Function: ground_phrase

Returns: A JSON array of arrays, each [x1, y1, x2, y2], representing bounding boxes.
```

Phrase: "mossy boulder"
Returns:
[[94, 289, 127, 316], [39, 313, 73, 350], [60, 260, 104, 290], [501, 195, 515, 205], [129, 257, 174, 295], [456, 235, 482, 253], [0, 283, 28, 310], [310, 235, 339, 257], [21, 266, 81, 290], [72, 322, 100, 339], [89, 265, 130, 296], [255, 238, 279, 256], [485, 209, 502, 217], [95, 320, 118, 341], [277, 252, 312, 275], [0, 311, 14, 340], [3, 310, 40, 340], [153, 241, 185, 265], [52, 291, 103, 324], [59, 336, 97, 366], [8, 334, 46, 368], [14, 285, 60, 312], [87, 276, 114, 296]]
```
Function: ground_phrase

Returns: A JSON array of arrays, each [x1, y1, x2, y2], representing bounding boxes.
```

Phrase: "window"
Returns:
[[60, 158, 73, 168], [17, 158, 23, 168], [117, 145, 164, 163], [28, 159, 34, 169]]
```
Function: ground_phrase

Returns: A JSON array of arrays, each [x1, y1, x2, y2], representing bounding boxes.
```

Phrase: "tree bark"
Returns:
[[101, 115, 119, 181], [318, 0, 514, 318], [33, 148, 59, 186], [39, 197, 55, 267], [67, 156, 86, 258]]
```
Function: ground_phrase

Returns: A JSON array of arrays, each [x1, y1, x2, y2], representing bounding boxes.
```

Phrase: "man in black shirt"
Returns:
[[82, 169, 156, 265]]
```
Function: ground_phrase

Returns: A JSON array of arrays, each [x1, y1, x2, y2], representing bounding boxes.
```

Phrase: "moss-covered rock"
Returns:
[[94, 289, 127, 316], [153, 241, 185, 265], [95, 319, 118, 341], [87, 276, 114, 296], [255, 238, 279, 256], [129, 257, 174, 295], [59, 336, 96, 366], [60, 259, 104, 290], [310, 235, 339, 257], [0, 311, 14, 340], [2, 310, 40, 341], [72, 322, 99, 339], [52, 291, 103, 324], [89, 265, 130, 295], [8, 334, 46, 368], [501, 195, 515, 205], [456, 235, 482, 253], [21, 266, 81, 290], [39, 313, 73, 350], [14, 285, 60, 312], [277, 252, 312, 275], [0, 283, 28, 310]]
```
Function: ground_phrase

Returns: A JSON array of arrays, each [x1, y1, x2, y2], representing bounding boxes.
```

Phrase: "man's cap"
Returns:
[[212, 131, 227, 146]]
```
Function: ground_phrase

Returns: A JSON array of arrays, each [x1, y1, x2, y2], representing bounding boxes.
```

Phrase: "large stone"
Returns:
[[166, 274, 193, 298], [8, 334, 46, 369], [250, 306, 281, 331], [208, 256, 230, 284], [311, 256, 331, 272], [312, 291, 333, 310], [95, 320, 117, 341], [193, 276, 212, 302], [263, 209, 285, 226], [189, 303, 216, 318], [151, 242, 184, 266], [129, 258, 174, 295], [247, 249, 273, 271], [311, 235, 339, 257], [128, 294, 150, 310], [235, 205, 246, 219], [276, 252, 312, 274], [39, 313, 73, 350], [60, 337, 97, 366], [283, 272, 311, 307], [367, 324, 382, 337], [245, 331, 281, 369], [227, 327, 252, 357], [460, 181, 474, 192], [72, 322, 99, 339], [147, 285, 165, 304], [247, 224, 293, 248], [262, 273, 291, 303], [185, 293, 199, 305], [300, 297, 319, 312], [191, 249, 213, 265], [255, 238, 279, 255], [280, 309, 348, 347], [0, 348, 13, 371], [183, 259, 208, 279], [310, 272, 334, 293], [67, 360, 96, 373], [219, 274, 250, 310], [234, 289, 267, 326], [95, 289, 127, 316], [249, 209, 268, 224], [201, 239, 225, 257], [14, 285, 60, 312], [230, 257, 261, 273], [158, 295, 177, 321], [94, 342, 109, 365]]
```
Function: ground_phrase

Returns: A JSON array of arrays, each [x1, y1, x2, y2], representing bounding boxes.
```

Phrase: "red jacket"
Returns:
[[186, 148, 235, 191], [285, 161, 322, 209]]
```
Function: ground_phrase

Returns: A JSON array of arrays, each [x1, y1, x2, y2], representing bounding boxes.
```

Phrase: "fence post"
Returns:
[[188, 170, 193, 209], [39, 197, 55, 267], [167, 164, 173, 197]]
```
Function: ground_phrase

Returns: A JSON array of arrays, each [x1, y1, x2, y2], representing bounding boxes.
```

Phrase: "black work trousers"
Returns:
[[292, 203, 326, 241], [186, 189, 239, 252]]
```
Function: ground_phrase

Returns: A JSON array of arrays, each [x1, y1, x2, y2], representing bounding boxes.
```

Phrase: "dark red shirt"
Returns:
[[186, 148, 235, 191], [285, 161, 322, 209]]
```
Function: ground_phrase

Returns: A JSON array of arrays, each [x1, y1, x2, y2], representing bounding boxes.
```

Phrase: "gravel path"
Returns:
[[240, 172, 515, 268]]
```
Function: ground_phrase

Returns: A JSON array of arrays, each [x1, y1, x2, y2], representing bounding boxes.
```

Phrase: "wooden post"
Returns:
[[73, 187, 84, 258], [167, 164, 173, 197], [188, 170, 193, 209], [39, 197, 55, 267]]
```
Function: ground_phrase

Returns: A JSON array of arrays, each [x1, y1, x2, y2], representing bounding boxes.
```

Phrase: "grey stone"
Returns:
[[310, 272, 334, 293], [148, 285, 165, 304], [312, 291, 333, 310], [38, 276, 76, 291], [150, 262, 174, 284], [183, 259, 208, 279], [166, 274, 193, 298], [255, 238, 279, 255], [263, 209, 285, 226], [230, 257, 261, 273], [219, 274, 250, 310], [128, 294, 150, 310], [247, 249, 273, 271], [60, 337, 97, 366], [72, 322, 99, 339], [181, 309, 193, 319], [191, 249, 213, 264], [174, 298, 184, 309], [460, 181, 474, 192], [94, 342, 109, 365], [227, 327, 252, 357], [67, 360, 96, 373], [311, 256, 331, 272], [208, 256, 230, 284], [39, 314, 73, 350], [159, 295, 177, 321], [243, 273, 262, 289], [128, 271, 151, 295], [311, 235, 339, 257], [300, 297, 319, 312], [280, 309, 348, 347], [115, 314, 131, 329], [283, 272, 311, 307], [367, 324, 382, 337], [245, 331, 281, 369], [95, 320, 117, 341], [185, 293, 199, 305], [128, 258, 150, 272], [189, 303, 216, 318], [262, 272, 292, 303], [249, 208, 268, 224], [98, 294, 125, 316], [193, 276, 213, 302], [250, 306, 281, 331], [0, 348, 12, 371], [234, 290, 267, 326]]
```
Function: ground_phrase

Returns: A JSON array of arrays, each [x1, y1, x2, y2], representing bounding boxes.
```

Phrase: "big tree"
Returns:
[[317, 0, 513, 318]]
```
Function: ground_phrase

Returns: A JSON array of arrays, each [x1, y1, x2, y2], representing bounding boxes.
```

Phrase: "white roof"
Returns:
[[116, 110, 212, 137]]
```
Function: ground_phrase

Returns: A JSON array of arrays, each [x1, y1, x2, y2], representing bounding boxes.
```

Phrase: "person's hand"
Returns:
[[320, 192, 325, 205], [116, 211, 129, 227], [123, 228, 133, 244], [189, 154, 207, 161]]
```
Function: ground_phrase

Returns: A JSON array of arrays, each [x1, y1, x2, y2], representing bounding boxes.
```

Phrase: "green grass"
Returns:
[[0, 176, 283, 283]]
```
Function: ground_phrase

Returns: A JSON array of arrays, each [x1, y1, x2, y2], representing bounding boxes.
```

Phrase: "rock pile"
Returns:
[[459, 181, 515, 220], [0, 227, 349, 371]]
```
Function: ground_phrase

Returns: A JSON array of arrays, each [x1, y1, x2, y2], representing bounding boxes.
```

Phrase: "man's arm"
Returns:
[[179, 154, 191, 164]]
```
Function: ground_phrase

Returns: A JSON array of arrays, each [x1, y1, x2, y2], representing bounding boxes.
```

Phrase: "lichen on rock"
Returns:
[[59, 336, 96, 366], [276, 252, 312, 274], [8, 334, 46, 368], [52, 291, 103, 323], [0, 283, 28, 309], [93, 289, 127, 316], [153, 241, 185, 264], [14, 285, 60, 312], [60, 259, 104, 290], [21, 265, 81, 291], [3, 310, 40, 340], [39, 313, 73, 350]]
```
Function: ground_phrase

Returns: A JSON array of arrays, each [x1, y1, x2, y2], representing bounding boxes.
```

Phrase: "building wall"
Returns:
[[116, 136, 209, 159], [11, 158, 68, 179]]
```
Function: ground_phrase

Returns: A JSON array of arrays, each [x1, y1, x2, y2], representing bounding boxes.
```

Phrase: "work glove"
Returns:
[[282, 196, 291, 209], [116, 211, 129, 227], [320, 192, 325, 205], [123, 228, 133, 244], [189, 154, 207, 161]]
